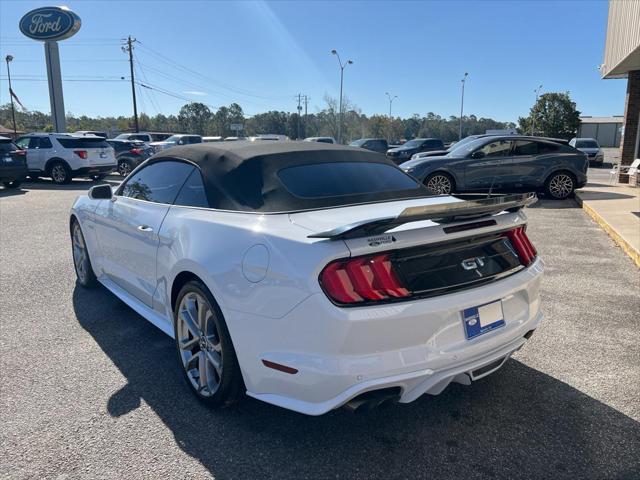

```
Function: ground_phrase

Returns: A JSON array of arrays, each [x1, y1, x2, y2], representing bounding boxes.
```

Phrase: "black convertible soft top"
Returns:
[[151, 141, 429, 213]]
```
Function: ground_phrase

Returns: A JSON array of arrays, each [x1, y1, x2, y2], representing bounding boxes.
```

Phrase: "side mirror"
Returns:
[[88, 184, 112, 200], [471, 150, 485, 159]]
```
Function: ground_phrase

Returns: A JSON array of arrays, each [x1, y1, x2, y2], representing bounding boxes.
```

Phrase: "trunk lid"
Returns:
[[291, 194, 533, 255], [293, 194, 537, 304]]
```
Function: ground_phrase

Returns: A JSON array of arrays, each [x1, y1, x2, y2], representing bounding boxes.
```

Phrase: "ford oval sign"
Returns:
[[19, 6, 81, 41]]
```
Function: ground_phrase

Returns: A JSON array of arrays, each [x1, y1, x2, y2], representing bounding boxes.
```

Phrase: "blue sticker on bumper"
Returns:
[[463, 300, 505, 340]]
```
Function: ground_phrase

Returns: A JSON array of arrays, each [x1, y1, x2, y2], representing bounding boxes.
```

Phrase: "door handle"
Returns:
[[137, 225, 153, 232]]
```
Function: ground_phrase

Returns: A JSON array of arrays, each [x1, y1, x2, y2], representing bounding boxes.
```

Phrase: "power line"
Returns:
[[0, 78, 126, 82], [135, 61, 227, 100], [1, 36, 122, 42], [1, 75, 127, 81], [133, 51, 161, 114], [137, 82, 213, 107], [135, 58, 280, 111], [8, 59, 127, 63], [136, 41, 291, 102]]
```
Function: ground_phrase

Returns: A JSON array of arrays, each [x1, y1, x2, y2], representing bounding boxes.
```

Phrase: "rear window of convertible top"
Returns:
[[277, 161, 421, 199]]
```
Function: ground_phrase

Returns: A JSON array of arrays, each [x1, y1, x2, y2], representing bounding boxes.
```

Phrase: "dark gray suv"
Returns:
[[400, 136, 588, 199]]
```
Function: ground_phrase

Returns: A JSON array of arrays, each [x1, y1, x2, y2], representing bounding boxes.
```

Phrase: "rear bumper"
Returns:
[[228, 258, 544, 415]]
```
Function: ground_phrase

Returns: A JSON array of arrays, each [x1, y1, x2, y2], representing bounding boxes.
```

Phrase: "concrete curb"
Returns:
[[575, 192, 640, 268]]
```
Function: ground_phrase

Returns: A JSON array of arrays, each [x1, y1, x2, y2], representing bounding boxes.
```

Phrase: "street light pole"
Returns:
[[331, 49, 353, 144], [5, 55, 17, 136], [385, 92, 397, 118], [531, 84, 543, 135], [459, 72, 468, 141], [385, 92, 397, 143]]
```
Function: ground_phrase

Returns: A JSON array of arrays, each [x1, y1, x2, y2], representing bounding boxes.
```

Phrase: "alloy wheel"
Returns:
[[118, 161, 132, 176], [177, 292, 223, 397], [72, 223, 88, 284], [548, 174, 573, 199], [426, 174, 452, 194], [51, 164, 67, 184]]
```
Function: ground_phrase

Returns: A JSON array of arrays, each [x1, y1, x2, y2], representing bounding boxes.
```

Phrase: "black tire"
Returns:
[[423, 172, 455, 195], [544, 171, 575, 200], [173, 280, 243, 407], [117, 159, 134, 177], [2, 180, 22, 189], [48, 160, 72, 185], [70, 219, 97, 288]]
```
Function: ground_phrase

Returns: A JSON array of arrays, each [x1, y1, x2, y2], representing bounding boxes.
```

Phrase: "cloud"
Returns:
[[184, 90, 207, 96]]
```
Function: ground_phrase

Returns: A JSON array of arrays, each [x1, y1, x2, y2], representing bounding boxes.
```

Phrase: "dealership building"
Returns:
[[602, 0, 640, 180]]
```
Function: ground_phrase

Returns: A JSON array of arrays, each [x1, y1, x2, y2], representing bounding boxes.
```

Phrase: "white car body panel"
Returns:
[[71, 187, 543, 415]]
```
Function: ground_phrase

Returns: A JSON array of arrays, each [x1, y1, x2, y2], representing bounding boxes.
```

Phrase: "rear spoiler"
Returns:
[[308, 193, 537, 240]]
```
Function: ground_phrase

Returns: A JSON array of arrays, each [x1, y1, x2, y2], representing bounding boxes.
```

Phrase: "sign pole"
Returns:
[[44, 40, 66, 132]]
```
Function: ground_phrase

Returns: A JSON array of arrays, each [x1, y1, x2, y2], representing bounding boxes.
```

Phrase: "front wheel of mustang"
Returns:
[[174, 281, 243, 407], [71, 220, 97, 288], [424, 172, 454, 195]]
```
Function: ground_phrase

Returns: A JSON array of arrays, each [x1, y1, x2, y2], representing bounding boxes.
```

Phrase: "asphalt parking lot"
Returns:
[[1, 179, 639, 480]]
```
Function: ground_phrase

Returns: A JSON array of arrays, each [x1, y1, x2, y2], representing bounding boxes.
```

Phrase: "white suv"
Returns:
[[15, 133, 117, 184]]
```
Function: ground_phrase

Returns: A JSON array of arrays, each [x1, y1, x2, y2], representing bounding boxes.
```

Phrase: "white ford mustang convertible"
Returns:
[[70, 141, 543, 415]]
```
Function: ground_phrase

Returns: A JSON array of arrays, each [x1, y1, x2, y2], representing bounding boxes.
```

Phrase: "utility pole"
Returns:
[[5, 55, 17, 136], [302, 95, 309, 140], [296, 93, 302, 139], [531, 84, 543, 135], [123, 36, 139, 133], [459, 72, 468, 141]]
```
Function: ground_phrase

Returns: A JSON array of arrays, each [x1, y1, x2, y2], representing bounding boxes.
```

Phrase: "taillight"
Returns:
[[73, 150, 88, 159], [130, 148, 143, 155], [505, 227, 537, 266], [319, 253, 410, 305]]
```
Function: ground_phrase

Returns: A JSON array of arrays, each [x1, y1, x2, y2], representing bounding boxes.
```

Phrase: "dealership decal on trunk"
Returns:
[[367, 235, 396, 247]]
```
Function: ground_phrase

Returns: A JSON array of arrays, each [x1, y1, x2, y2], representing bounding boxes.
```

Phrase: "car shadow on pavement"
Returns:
[[0, 187, 28, 198], [72, 285, 640, 480]]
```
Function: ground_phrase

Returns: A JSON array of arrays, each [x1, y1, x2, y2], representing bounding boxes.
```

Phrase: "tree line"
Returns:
[[0, 92, 580, 142]]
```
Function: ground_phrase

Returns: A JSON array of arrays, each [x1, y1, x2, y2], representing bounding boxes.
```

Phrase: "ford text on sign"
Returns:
[[19, 7, 81, 41]]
